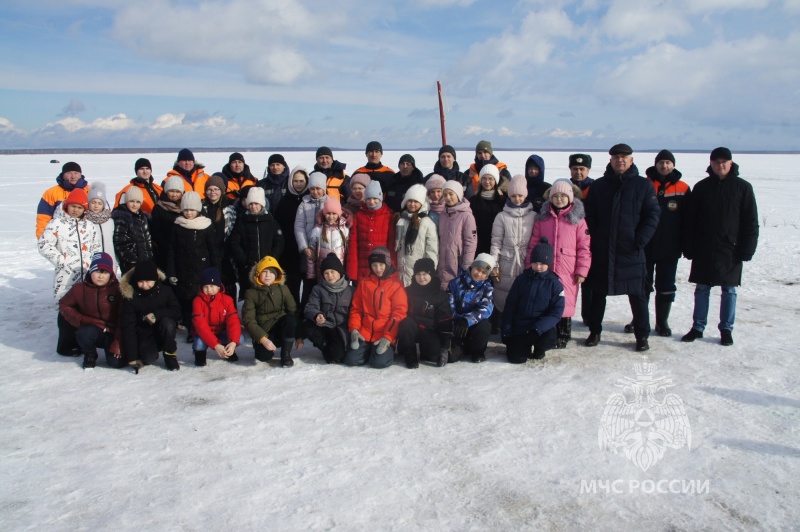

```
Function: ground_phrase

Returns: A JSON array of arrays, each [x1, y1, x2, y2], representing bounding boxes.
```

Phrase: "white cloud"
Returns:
[[42, 114, 138, 133], [548, 128, 594, 139], [463, 125, 493, 136], [497, 126, 518, 137], [598, 0, 692, 45], [411, 0, 476, 6]]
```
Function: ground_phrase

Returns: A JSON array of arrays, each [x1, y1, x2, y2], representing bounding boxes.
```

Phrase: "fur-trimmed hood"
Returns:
[[119, 266, 167, 299], [536, 197, 585, 225]]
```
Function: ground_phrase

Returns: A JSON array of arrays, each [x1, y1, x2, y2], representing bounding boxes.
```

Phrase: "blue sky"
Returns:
[[1, 0, 798, 151]]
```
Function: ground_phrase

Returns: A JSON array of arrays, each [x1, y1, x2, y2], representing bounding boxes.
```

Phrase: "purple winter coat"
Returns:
[[437, 199, 477, 290], [528, 199, 591, 318]]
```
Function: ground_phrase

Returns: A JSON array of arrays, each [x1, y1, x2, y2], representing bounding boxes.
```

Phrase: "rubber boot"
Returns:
[[164, 352, 180, 371], [82, 350, 98, 369], [655, 300, 673, 337], [194, 349, 207, 367], [564, 317, 572, 341], [280, 340, 294, 368], [555, 318, 568, 349]]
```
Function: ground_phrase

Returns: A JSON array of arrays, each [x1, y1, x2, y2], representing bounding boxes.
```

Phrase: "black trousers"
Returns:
[[130, 318, 178, 364], [646, 258, 679, 303], [75, 324, 127, 369], [589, 292, 650, 338], [580, 285, 593, 324], [304, 320, 346, 363], [253, 314, 297, 361], [397, 318, 443, 366], [56, 313, 80, 355], [450, 319, 491, 362], [505, 328, 557, 363]]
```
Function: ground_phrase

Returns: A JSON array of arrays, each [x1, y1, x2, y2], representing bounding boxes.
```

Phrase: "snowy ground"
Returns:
[[2, 150, 799, 530]]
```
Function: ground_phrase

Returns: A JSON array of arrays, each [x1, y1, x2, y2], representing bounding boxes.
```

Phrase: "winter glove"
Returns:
[[735, 250, 753, 262], [143, 313, 157, 325], [453, 318, 470, 339], [375, 337, 392, 355], [350, 330, 365, 350], [168, 277, 178, 285]]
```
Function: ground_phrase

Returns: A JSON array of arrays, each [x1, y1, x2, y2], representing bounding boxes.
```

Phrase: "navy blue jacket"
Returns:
[[501, 269, 565, 337]]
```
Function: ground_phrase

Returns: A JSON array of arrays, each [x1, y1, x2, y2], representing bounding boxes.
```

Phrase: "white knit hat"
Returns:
[[124, 186, 144, 203], [401, 184, 429, 211], [479, 164, 500, 182], [181, 191, 202, 212], [471, 252, 496, 273], [164, 175, 185, 193], [88, 182, 109, 208], [443, 180, 464, 202], [308, 171, 327, 191], [247, 187, 266, 207]]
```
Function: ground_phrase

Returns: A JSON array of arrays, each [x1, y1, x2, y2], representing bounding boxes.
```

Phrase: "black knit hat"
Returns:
[[229, 152, 245, 163], [399, 154, 416, 167], [135, 158, 151, 172], [62, 162, 81, 174], [268, 154, 287, 167], [316, 146, 333, 159], [529, 237, 554, 268], [609, 143, 633, 156], [655, 149, 675, 164], [199, 267, 222, 288], [177, 148, 194, 161], [132, 260, 159, 283], [320, 254, 345, 277], [368, 246, 392, 266], [366, 141, 383, 153], [413, 258, 436, 275], [569, 154, 592, 168], [710, 147, 732, 161], [438, 145, 456, 159]]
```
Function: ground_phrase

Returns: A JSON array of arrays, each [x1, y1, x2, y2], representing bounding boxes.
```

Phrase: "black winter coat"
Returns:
[[469, 191, 506, 255], [426, 161, 469, 191], [119, 270, 182, 358], [112, 205, 154, 274], [150, 198, 182, 270], [385, 168, 425, 213], [644, 166, 691, 260], [404, 278, 453, 333], [166, 216, 221, 300], [228, 209, 284, 271], [273, 189, 306, 274], [686, 164, 758, 286], [584, 163, 660, 295], [501, 269, 565, 337]]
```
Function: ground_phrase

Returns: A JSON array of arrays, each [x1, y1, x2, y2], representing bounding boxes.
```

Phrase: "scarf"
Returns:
[[322, 276, 349, 294], [401, 210, 428, 253], [85, 210, 112, 224]]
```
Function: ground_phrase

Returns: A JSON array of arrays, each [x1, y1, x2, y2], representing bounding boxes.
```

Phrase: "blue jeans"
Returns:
[[193, 332, 245, 351], [692, 284, 737, 332]]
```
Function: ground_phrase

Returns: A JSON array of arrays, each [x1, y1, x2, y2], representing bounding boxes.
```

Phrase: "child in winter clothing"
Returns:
[[448, 253, 495, 363], [469, 164, 506, 255], [228, 187, 284, 300], [524, 154, 552, 212], [274, 166, 309, 303], [342, 173, 371, 217], [395, 184, 438, 286], [528, 179, 591, 348], [58, 252, 124, 369], [345, 247, 408, 368], [397, 258, 453, 369], [120, 260, 182, 372], [307, 196, 349, 281], [202, 173, 238, 300], [242, 256, 298, 367], [85, 182, 119, 275], [490, 174, 535, 314], [295, 172, 329, 265], [303, 254, 354, 364], [437, 180, 477, 290], [167, 191, 220, 340], [39, 188, 102, 306], [503, 237, 565, 362], [150, 175, 184, 270], [424, 173, 447, 228], [112, 186, 154, 274], [191, 267, 243, 367], [346, 181, 396, 282]]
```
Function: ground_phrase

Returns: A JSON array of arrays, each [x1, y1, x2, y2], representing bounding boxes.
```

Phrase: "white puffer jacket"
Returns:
[[489, 201, 535, 311], [38, 215, 102, 304], [395, 210, 439, 286]]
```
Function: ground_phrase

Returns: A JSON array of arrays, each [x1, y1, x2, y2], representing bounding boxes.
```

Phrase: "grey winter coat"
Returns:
[[490, 201, 535, 311], [304, 280, 354, 348]]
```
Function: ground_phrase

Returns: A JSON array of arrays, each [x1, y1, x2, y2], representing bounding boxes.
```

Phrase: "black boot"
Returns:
[[623, 321, 635, 333], [281, 340, 294, 368], [655, 300, 673, 337], [438, 335, 451, 367], [227, 352, 239, 362], [556, 318, 570, 349], [164, 352, 180, 371], [82, 350, 98, 369], [194, 350, 207, 367]]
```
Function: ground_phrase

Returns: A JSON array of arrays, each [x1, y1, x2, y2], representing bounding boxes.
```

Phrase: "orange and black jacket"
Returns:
[[221, 163, 258, 201], [114, 178, 163, 214], [645, 166, 691, 260], [314, 161, 348, 202], [36, 173, 89, 238], [162, 166, 210, 199]]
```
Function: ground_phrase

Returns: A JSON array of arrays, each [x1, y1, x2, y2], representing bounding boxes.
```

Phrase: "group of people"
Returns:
[[35, 141, 759, 371]]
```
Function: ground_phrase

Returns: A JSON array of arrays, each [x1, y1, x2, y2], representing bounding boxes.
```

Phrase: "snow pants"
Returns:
[[75, 324, 127, 369], [304, 321, 346, 364], [504, 328, 557, 363], [397, 318, 443, 367]]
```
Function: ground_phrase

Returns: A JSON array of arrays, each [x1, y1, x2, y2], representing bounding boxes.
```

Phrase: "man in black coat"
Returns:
[[583, 144, 660, 351], [681, 147, 759, 346]]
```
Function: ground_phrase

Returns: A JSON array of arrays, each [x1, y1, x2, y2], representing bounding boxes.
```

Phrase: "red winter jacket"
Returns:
[[346, 202, 396, 281], [348, 271, 408, 343], [59, 275, 122, 354], [192, 289, 242, 348]]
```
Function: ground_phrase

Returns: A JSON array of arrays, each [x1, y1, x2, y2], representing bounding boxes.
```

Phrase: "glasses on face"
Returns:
[[207, 187, 221, 194]]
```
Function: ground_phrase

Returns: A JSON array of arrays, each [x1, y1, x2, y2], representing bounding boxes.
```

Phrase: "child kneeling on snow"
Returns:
[[345, 247, 408, 368], [58, 252, 124, 369], [448, 253, 495, 363], [191, 267, 243, 367], [120, 260, 182, 372], [397, 258, 453, 369], [242, 256, 298, 367], [503, 237, 565, 362], [303, 254, 353, 364]]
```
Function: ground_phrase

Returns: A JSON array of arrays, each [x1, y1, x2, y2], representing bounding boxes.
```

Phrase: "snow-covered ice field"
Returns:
[[2, 150, 799, 530]]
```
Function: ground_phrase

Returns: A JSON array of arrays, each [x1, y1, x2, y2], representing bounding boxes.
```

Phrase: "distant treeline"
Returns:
[[1, 148, 797, 155]]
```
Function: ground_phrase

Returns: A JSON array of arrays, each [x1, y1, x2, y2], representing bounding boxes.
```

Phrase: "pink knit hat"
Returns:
[[550, 179, 574, 203], [508, 174, 527, 197], [322, 196, 342, 215], [349, 173, 371, 190], [425, 174, 446, 191]]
